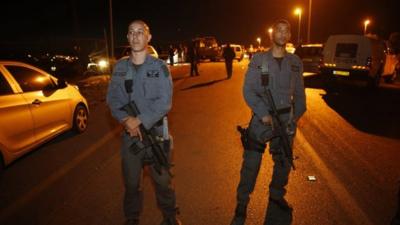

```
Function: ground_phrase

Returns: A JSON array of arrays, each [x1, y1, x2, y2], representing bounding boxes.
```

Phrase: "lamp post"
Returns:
[[294, 8, 302, 45], [364, 19, 370, 35], [307, 0, 312, 43], [109, 0, 114, 59], [257, 37, 261, 49]]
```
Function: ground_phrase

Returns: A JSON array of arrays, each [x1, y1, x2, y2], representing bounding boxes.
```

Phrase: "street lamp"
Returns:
[[267, 28, 273, 40], [307, 0, 312, 43], [294, 8, 302, 45], [257, 37, 261, 49], [109, 0, 114, 59], [364, 19, 370, 35]]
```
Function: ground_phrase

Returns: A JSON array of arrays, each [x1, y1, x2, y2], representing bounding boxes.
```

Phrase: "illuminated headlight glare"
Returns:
[[98, 60, 109, 69]]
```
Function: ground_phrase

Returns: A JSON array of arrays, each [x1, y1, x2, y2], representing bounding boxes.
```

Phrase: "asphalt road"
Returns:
[[1, 60, 399, 225]]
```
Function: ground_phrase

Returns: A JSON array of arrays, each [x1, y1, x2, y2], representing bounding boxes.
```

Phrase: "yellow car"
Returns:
[[0, 61, 89, 170]]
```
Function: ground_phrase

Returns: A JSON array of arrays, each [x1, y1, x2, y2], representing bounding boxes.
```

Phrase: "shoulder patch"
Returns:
[[161, 64, 170, 77], [146, 70, 160, 78]]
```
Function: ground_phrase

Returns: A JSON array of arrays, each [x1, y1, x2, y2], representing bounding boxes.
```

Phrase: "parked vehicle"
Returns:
[[0, 61, 89, 170], [221, 44, 244, 61], [320, 34, 385, 88], [193, 36, 222, 61], [294, 43, 323, 73]]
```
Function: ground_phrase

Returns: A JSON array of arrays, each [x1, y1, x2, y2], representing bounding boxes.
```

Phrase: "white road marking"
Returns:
[[0, 126, 121, 222]]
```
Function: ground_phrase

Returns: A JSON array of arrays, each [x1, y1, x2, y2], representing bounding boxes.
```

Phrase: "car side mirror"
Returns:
[[57, 79, 67, 89]]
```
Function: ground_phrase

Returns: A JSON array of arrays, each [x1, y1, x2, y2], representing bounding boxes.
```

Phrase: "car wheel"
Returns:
[[72, 104, 88, 133]]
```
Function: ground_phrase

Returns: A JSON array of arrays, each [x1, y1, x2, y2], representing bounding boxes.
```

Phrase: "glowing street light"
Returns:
[[257, 37, 261, 48], [267, 27, 273, 41], [294, 7, 302, 44], [364, 19, 370, 35]]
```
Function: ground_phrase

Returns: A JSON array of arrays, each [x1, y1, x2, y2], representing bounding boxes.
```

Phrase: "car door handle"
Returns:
[[32, 99, 42, 105]]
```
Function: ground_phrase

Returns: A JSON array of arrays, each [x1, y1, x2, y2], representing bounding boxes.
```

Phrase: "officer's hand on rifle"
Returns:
[[129, 127, 143, 141], [122, 116, 143, 140], [262, 115, 273, 125]]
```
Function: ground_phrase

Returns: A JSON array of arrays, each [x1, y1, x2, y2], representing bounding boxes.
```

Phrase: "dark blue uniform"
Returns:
[[232, 50, 306, 225], [106, 55, 178, 223]]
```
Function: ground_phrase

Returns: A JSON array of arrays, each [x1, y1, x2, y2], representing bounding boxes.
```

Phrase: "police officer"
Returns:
[[231, 19, 306, 225], [106, 20, 182, 225], [188, 40, 200, 76], [223, 43, 236, 79]]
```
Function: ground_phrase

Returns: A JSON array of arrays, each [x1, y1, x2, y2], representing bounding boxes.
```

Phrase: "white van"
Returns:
[[230, 44, 244, 61], [222, 44, 244, 61], [321, 34, 385, 87]]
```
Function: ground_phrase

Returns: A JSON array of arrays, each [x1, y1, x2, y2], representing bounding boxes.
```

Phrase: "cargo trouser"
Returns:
[[120, 133, 178, 220], [236, 137, 293, 207]]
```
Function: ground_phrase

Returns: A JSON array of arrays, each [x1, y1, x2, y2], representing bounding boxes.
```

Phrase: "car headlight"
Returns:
[[98, 59, 109, 69]]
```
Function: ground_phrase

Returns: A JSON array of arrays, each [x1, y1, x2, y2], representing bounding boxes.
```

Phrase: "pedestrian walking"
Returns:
[[168, 45, 175, 66], [223, 43, 236, 79], [188, 40, 199, 76]]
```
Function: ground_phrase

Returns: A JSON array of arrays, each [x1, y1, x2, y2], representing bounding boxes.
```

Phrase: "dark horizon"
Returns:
[[1, 0, 400, 48]]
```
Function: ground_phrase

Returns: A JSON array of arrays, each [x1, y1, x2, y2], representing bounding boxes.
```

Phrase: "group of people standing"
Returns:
[[166, 42, 199, 76], [107, 19, 306, 225], [166, 41, 240, 79]]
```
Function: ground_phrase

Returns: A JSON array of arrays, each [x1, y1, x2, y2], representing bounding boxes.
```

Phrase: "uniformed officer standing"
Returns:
[[106, 20, 182, 225], [231, 19, 306, 225], [223, 43, 236, 79]]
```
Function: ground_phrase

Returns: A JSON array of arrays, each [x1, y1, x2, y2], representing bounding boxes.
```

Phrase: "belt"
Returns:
[[276, 106, 291, 115]]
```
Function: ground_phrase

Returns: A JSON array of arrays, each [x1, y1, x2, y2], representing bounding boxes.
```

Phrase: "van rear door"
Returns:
[[334, 43, 358, 68]]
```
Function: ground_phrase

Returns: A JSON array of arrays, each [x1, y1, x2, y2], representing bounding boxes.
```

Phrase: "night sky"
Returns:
[[1, 0, 399, 48]]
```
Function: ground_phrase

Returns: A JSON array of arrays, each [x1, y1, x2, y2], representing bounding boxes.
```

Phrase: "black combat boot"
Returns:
[[230, 204, 247, 225]]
